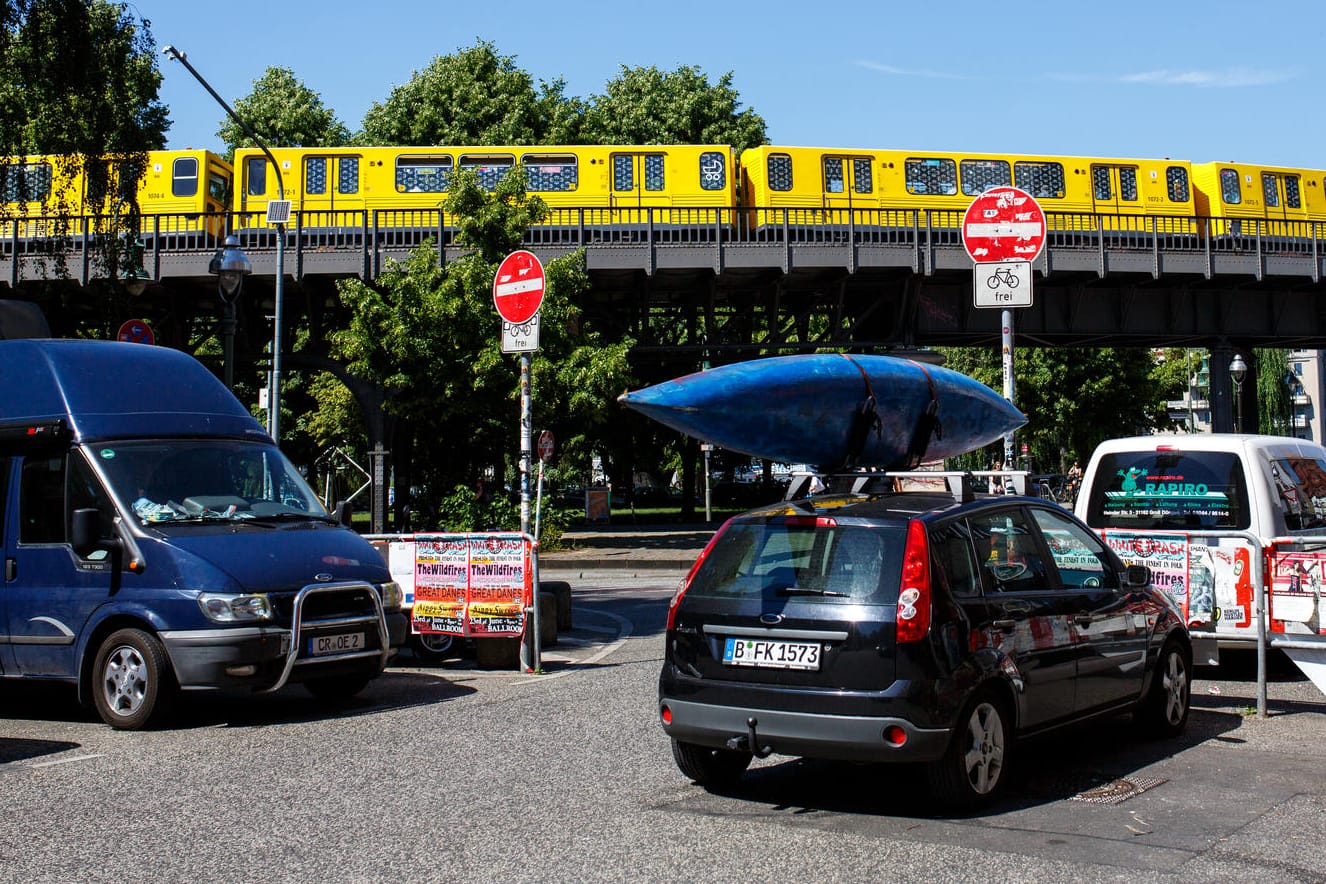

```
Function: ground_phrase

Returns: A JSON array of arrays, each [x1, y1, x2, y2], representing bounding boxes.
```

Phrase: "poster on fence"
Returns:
[[410, 533, 530, 638], [1103, 531, 1255, 632], [1103, 532, 1192, 621], [1268, 548, 1326, 635]]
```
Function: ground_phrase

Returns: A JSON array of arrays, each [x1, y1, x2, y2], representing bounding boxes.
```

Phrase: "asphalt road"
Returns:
[[2, 573, 1325, 882]]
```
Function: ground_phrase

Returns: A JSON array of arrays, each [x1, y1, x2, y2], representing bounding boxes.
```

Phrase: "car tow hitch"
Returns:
[[726, 717, 773, 758]]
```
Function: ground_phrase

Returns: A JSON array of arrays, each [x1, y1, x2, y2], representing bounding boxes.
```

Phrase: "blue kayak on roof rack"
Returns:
[[617, 353, 1026, 470]]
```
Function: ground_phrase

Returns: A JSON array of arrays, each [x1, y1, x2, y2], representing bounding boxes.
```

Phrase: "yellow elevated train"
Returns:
[[1192, 161, 1326, 235]]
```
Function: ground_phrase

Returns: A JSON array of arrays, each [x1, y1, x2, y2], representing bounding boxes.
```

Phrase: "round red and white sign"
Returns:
[[538, 430, 555, 463], [961, 186, 1047, 264], [493, 250, 546, 325], [116, 319, 154, 345]]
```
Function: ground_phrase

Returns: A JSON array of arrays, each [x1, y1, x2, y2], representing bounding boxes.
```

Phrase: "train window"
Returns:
[[613, 155, 633, 191], [1286, 176, 1301, 209], [904, 158, 957, 196], [960, 159, 1011, 196], [171, 157, 199, 197], [1, 162, 52, 202], [246, 157, 267, 196], [1219, 169, 1241, 204], [1167, 167, 1190, 202], [1092, 167, 1111, 200], [306, 157, 327, 195], [460, 154, 515, 191], [1262, 173, 1278, 208], [1119, 168, 1138, 201], [396, 156, 453, 193], [767, 154, 793, 192], [208, 171, 228, 204], [521, 154, 578, 192], [339, 157, 359, 195], [824, 158, 844, 193], [853, 158, 872, 194], [644, 155, 665, 191], [701, 152, 727, 191], [1014, 162, 1065, 198]]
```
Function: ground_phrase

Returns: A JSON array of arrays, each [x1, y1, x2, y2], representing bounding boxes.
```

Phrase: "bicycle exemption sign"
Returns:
[[974, 260, 1033, 307], [963, 186, 1046, 309]]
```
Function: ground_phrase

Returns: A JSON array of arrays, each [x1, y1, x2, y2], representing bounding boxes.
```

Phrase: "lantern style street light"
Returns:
[[209, 235, 251, 390], [1230, 353, 1248, 433], [120, 236, 152, 297]]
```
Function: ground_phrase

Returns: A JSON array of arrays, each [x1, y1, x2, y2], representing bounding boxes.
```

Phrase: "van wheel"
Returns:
[[671, 739, 752, 788], [92, 628, 175, 730], [411, 632, 455, 664], [925, 688, 1011, 809], [1136, 639, 1191, 738], [305, 674, 372, 701]]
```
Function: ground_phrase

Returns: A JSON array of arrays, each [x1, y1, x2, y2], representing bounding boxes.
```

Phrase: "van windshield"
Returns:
[[686, 520, 904, 604], [91, 440, 329, 524], [1084, 450, 1250, 531]]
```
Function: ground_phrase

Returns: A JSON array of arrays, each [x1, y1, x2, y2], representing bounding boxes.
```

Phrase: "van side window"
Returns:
[[1270, 457, 1326, 532], [20, 455, 66, 543], [968, 509, 1050, 593], [1029, 507, 1118, 589]]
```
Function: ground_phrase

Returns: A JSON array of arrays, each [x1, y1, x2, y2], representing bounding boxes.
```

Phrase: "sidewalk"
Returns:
[[538, 522, 717, 575]]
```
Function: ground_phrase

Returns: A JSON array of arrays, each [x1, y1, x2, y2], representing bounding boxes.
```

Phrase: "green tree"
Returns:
[[357, 39, 583, 146], [582, 65, 766, 151], [312, 166, 632, 526], [216, 66, 350, 159], [1255, 347, 1292, 436]]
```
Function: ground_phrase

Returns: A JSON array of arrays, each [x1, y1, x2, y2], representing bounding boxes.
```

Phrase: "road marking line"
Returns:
[[514, 609, 634, 684], [30, 754, 103, 768]]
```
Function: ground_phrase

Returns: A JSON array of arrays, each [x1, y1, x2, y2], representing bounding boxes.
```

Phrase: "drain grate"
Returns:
[[1070, 776, 1168, 805]]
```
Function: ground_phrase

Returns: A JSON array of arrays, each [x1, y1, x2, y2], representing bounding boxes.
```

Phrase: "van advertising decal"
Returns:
[[1104, 532, 1254, 632], [1101, 467, 1232, 522], [1268, 549, 1326, 635]]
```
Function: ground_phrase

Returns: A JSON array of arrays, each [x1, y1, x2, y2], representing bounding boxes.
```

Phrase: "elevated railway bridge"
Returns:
[[5, 204, 1326, 438]]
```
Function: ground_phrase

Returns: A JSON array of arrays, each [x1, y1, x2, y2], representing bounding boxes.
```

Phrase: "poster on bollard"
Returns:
[[412, 536, 469, 635], [410, 533, 530, 638]]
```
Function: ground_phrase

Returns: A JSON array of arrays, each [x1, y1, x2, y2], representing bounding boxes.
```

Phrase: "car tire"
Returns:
[[411, 632, 456, 664], [1136, 638, 1191, 738], [92, 628, 176, 730], [304, 674, 373, 701], [925, 688, 1012, 809], [671, 738, 752, 788]]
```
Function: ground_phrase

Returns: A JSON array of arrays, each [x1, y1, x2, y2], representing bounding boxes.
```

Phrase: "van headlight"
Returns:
[[198, 593, 273, 623], [376, 581, 403, 612]]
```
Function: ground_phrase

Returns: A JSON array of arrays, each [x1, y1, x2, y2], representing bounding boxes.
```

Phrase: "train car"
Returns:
[[1191, 161, 1326, 238], [739, 145, 1198, 239], [232, 144, 737, 238], [0, 149, 231, 240]]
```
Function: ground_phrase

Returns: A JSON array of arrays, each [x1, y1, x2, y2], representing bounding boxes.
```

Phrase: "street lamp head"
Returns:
[[121, 237, 152, 297], [1230, 353, 1248, 387], [210, 234, 251, 302]]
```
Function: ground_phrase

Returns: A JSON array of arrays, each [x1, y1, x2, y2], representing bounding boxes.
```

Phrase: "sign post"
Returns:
[[963, 187, 1047, 468], [494, 250, 546, 673]]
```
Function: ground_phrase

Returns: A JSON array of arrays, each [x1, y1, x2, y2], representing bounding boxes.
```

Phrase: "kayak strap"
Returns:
[[839, 354, 882, 469], [905, 359, 944, 469]]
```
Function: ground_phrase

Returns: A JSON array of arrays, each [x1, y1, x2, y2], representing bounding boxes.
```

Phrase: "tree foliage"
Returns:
[[582, 65, 767, 151], [1255, 347, 1292, 436], [216, 66, 350, 159], [357, 39, 583, 146]]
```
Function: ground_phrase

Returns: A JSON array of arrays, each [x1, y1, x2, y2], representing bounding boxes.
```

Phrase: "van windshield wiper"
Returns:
[[777, 586, 850, 597]]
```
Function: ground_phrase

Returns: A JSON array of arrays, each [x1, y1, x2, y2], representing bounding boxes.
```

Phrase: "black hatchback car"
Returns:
[[658, 476, 1192, 808]]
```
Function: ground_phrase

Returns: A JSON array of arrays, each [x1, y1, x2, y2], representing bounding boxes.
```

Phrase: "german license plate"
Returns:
[[722, 637, 821, 670], [309, 632, 364, 656]]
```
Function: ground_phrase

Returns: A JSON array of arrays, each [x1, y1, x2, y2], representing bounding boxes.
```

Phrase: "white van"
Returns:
[[1075, 434, 1326, 678]]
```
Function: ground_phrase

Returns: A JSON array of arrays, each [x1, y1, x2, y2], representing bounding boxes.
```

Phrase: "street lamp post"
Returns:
[[163, 44, 286, 443], [1230, 353, 1248, 433], [209, 235, 251, 390]]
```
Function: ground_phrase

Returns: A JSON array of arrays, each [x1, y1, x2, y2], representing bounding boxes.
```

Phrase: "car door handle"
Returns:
[[1074, 614, 1093, 626], [4, 557, 14, 581], [991, 619, 1016, 631]]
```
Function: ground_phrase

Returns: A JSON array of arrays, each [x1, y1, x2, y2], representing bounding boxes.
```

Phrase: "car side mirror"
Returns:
[[71, 507, 120, 558], [1123, 563, 1152, 588], [333, 500, 354, 527]]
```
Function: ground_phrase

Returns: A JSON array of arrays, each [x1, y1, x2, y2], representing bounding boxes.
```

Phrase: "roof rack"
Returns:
[[785, 468, 1031, 503]]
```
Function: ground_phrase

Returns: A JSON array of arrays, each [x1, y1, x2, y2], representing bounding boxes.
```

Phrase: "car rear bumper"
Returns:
[[658, 696, 951, 763]]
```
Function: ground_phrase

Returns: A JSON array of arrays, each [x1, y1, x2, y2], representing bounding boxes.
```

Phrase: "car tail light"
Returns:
[[896, 519, 932, 643], [666, 518, 732, 631]]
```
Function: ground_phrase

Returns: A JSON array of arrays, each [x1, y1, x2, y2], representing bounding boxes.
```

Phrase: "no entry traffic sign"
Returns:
[[538, 430, 555, 463], [493, 250, 546, 325], [961, 187, 1046, 264]]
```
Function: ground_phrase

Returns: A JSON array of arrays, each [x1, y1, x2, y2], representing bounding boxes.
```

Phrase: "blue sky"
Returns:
[[137, 0, 1325, 168]]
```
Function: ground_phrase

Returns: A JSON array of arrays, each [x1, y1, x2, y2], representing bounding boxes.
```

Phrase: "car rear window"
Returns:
[[1084, 450, 1250, 531], [686, 520, 905, 604]]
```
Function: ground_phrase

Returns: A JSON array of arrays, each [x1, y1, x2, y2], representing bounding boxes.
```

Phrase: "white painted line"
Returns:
[[514, 609, 634, 684], [30, 754, 103, 768]]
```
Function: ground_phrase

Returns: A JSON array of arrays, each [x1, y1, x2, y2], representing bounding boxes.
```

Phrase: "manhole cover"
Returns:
[[1070, 776, 1168, 805]]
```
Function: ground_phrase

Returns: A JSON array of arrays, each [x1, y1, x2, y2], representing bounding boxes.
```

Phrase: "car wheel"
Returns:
[[411, 632, 455, 664], [305, 674, 373, 701], [671, 739, 752, 788], [1136, 639, 1191, 738], [925, 688, 1011, 809], [92, 628, 175, 730]]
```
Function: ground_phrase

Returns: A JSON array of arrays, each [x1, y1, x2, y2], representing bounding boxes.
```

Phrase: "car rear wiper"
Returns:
[[777, 586, 850, 597]]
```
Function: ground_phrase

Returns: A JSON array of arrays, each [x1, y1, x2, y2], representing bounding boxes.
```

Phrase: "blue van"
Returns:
[[0, 339, 407, 729]]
